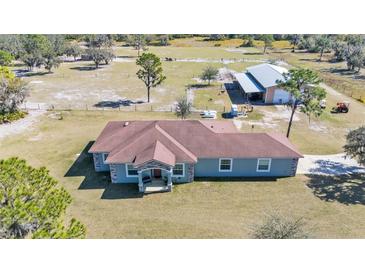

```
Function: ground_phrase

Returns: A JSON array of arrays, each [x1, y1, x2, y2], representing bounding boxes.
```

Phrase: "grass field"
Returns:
[[3, 38, 365, 238], [0, 110, 364, 238]]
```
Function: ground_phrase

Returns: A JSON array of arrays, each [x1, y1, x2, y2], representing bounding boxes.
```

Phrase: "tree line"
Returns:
[[290, 34, 365, 72]]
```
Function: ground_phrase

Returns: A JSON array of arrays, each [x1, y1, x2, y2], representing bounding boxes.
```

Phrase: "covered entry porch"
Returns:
[[137, 165, 173, 193]]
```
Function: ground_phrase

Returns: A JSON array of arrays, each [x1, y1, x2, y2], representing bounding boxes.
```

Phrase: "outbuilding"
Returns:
[[234, 63, 292, 104]]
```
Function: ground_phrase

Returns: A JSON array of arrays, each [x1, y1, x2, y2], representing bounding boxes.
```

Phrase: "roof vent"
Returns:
[[124, 122, 129, 127]]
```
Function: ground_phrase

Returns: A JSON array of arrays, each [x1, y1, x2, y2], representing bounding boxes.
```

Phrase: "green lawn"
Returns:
[[0, 110, 364, 238]]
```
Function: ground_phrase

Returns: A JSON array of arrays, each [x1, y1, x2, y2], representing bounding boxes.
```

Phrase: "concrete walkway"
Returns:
[[297, 153, 365, 175]]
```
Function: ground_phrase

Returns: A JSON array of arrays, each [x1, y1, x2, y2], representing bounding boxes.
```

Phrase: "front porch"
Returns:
[[137, 166, 173, 193]]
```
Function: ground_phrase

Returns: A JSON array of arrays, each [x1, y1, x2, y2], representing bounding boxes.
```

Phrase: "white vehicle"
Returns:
[[200, 110, 217, 119], [320, 99, 326, 109]]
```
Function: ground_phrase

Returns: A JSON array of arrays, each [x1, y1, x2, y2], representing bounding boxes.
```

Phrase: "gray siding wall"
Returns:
[[112, 164, 139, 183], [92, 153, 110, 172], [172, 163, 191, 183], [194, 158, 296, 177]]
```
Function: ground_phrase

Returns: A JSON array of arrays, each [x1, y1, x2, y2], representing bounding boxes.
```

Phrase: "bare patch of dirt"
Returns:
[[0, 110, 45, 140]]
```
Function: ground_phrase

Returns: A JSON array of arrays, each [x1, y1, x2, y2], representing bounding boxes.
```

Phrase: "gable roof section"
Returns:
[[246, 63, 288, 88], [89, 120, 303, 163], [234, 72, 265, 93], [96, 121, 198, 164], [133, 140, 176, 167]]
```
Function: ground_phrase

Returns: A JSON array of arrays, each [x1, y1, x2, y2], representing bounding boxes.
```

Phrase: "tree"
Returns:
[[0, 158, 86, 239], [46, 34, 66, 56], [0, 35, 23, 59], [298, 35, 319, 52], [208, 34, 226, 41], [85, 47, 114, 68], [136, 52, 166, 103], [175, 96, 192, 119], [0, 67, 28, 114], [64, 43, 83, 61], [289, 34, 303, 52], [0, 50, 14, 66], [261, 34, 274, 53], [332, 40, 347, 62], [346, 46, 364, 72], [240, 36, 254, 47], [20, 35, 49, 71], [315, 35, 332, 61], [200, 66, 219, 85], [251, 213, 309, 239], [85, 34, 114, 48], [128, 35, 147, 56], [84, 35, 114, 68], [43, 50, 61, 73], [159, 35, 170, 46], [277, 68, 326, 137], [344, 126, 365, 166]]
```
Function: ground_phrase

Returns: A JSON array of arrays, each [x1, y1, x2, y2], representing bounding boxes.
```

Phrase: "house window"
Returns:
[[126, 164, 138, 177], [173, 163, 184, 177], [102, 153, 109, 163], [219, 158, 232, 172], [257, 158, 271, 172]]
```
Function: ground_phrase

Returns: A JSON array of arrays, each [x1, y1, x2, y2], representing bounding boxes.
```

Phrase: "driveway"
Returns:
[[297, 153, 365, 175]]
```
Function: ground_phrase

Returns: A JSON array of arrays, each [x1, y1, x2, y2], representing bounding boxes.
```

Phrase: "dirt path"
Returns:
[[297, 153, 365, 175], [0, 110, 45, 140]]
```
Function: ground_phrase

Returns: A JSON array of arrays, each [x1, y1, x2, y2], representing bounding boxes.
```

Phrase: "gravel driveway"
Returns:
[[297, 153, 365, 175]]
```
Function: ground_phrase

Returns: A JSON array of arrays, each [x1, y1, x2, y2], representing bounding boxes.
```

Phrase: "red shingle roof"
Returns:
[[89, 120, 303, 166]]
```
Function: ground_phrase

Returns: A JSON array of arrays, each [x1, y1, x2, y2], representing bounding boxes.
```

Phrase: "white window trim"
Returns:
[[256, 158, 272, 172], [102, 153, 109, 163], [125, 163, 138, 177], [172, 163, 185, 177], [219, 158, 233, 172]]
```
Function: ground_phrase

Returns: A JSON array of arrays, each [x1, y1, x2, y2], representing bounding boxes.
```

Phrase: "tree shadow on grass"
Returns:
[[14, 69, 49, 77], [94, 99, 144, 108], [116, 55, 135, 59], [186, 83, 210, 89], [305, 173, 365, 205], [64, 141, 143, 199], [243, 52, 264, 56], [69, 66, 99, 71]]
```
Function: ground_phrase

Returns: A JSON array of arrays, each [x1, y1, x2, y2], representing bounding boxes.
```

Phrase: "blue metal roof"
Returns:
[[246, 63, 288, 88], [234, 72, 265, 93]]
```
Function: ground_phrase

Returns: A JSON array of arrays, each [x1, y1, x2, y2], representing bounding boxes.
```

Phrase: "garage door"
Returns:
[[273, 89, 290, 104]]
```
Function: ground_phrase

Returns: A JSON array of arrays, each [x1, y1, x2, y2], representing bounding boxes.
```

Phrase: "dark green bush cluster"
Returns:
[[0, 110, 27, 124]]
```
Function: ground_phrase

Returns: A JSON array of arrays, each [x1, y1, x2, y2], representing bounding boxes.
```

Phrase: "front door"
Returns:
[[153, 169, 161, 178]]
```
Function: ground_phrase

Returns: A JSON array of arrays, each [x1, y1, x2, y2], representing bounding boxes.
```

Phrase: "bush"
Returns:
[[0, 111, 27, 124], [251, 213, 310, 239]]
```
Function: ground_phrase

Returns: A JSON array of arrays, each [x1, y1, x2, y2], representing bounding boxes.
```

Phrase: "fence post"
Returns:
[[151, 105, 153, 112], [135, 105, 137, 112], [223, 106, 225, 113], [119, 105, 121, 111], [86, 104, 88, 110]]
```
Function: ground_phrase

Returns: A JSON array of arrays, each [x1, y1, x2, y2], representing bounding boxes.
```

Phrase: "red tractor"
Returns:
[[331, 102, 350, 113]]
